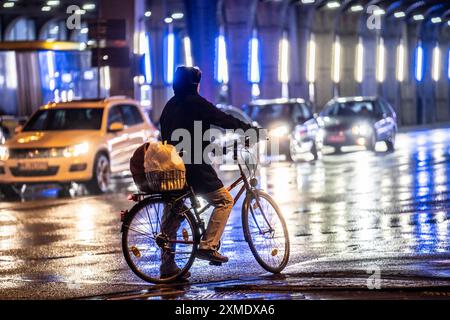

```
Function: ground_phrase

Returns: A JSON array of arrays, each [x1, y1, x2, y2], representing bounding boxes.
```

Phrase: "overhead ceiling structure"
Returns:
[[290, 0, 450, 23], [0, 0, 98, 37], [0, 0, 447, 126], [0, 0, 98, 18]]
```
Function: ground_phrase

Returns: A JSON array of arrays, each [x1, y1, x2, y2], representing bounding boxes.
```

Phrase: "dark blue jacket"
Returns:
[[160, 92, 251, 194]]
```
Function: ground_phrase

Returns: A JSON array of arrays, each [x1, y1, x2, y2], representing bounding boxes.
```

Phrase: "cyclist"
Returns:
[[159, 66, 255, 278]]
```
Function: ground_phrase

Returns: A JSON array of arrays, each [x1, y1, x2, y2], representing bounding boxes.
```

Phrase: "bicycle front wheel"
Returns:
[[242, 190, 290, 273], [122, 197, 198, 284]]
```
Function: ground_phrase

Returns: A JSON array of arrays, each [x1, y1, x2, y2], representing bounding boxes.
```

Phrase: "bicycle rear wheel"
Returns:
[[242, 190, 290, 273], [121, 197, 198, 284]]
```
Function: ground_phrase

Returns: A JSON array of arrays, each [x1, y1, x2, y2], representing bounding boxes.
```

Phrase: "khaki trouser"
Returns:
[[199, 187, 234, 250], [160, 198, 187, 272], [160, 187, 234, 270]]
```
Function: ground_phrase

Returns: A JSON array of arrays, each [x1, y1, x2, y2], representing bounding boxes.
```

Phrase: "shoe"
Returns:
[[196, 249, 229, 263], [160, 266, 191, 279]]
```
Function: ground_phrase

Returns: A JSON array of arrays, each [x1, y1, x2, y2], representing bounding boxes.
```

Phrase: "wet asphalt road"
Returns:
[[0, 127, 449, 299]]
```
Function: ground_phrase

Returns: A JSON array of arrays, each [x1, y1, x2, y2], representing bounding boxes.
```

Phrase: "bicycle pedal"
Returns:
[[209, 261, 223, 266]]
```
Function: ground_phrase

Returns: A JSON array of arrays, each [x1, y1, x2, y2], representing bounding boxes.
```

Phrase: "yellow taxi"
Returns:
[[0, 96, 158, 197]]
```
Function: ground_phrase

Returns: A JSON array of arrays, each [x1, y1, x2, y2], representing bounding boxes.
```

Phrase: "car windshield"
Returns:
[[322, 101, 376, 117], [23, 108, 104, 131], [246, 104, 305, 127]]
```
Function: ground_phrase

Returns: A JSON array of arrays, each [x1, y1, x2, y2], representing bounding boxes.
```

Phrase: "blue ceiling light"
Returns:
[[248, 35, 260, 84], [183, 36, 193, 67], [448, 48, 450, 80], [215, 33, 229, 84], [415, 44, 424, 82], [165, 31, 175, 84], [143, 33, 152, 84]]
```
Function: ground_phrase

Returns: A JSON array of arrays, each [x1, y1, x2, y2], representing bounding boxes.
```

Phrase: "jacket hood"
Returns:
[[172, 66, 201, 96], [173, 85, 199, 96]]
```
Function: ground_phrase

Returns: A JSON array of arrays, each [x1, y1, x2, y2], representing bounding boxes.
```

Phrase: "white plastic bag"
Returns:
[[144, 141, 185, 173]]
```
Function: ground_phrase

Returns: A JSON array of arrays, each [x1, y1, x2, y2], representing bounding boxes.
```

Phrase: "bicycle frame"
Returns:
[[126, 144, 271, 246], [122, 139, 289, 281], [170, 162, 252, 239]]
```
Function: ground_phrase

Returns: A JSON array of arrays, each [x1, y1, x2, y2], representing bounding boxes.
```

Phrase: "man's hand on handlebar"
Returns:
[[242, 127, 267, 148]]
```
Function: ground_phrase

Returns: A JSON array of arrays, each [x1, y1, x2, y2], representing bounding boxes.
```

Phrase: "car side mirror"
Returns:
[[375, 112, 385, 119], [108, 122, 125, 133], [14, 125, 23, 134], [296, 116, 307, 123]]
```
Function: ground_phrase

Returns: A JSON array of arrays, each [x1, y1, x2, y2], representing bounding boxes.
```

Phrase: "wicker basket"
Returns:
[[145, 170, 186, 192]]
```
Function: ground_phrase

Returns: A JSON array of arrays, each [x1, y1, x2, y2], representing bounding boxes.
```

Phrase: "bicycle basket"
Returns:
[[145, 169, 186, 192]]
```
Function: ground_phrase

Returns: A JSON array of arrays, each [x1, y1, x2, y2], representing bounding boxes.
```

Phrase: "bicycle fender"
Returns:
[[241, 191, 257, 243], [120, 195, 163, 233]]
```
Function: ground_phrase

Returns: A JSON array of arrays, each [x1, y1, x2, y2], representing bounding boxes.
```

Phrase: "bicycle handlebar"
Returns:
[[221, 135, 269, 161]]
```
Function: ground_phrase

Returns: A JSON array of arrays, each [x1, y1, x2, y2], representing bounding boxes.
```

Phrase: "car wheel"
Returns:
[[58, 184, 72, 198], [385, 133, 395, 152], [367, 133, 377, 152], [311, 142, 319, 161], [0, 185, 20, 200], [86, 153, 111, 194], [288, 139, 298, 162], [286, 150, 294, 162]]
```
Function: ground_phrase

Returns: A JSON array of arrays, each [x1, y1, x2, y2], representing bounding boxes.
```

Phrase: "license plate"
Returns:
[[327, 135, 345, 143], [18, 162, 49, 171]]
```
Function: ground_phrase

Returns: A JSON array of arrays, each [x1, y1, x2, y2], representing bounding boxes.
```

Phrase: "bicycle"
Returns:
[[120, 138, 290, 284]]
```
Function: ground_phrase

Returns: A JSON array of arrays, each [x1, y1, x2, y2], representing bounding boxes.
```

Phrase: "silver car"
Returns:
[[318, 96, 397, 152], [243, 98, 320, 162]]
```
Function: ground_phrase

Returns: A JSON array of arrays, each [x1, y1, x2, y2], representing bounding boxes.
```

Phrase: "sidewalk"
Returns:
[[398, 121, 450, 133], [86, 253, 450, 300]]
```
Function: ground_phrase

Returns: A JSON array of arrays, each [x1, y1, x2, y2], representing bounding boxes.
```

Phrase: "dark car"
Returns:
[[318, 96, 397, 152], [217, 104, 253, 126], [0, 115, 28, 144], [243, 98, 320, 161]]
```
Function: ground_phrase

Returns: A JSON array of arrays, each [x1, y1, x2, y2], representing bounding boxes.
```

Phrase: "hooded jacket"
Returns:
[[160, 88, 252, 194]]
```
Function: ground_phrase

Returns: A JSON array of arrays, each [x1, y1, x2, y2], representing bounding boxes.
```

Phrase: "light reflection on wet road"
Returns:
[[0, 127, 449, 299]]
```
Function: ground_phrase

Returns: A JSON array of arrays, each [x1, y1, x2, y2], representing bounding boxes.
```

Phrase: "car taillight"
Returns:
[[295, 127, 307, 140]]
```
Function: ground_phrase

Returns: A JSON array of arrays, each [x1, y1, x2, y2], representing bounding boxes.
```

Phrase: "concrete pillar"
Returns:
[[147, 0, 170, 122], [312, 9, 336, 109], [436, 27, 450, 122], [185, 0, 219, 103], [98, 0, 146, 99], [380, 19, 403, 121], [419, 26, 437, 124], [358, 12, 377, 98], [256, 1, 284, 100], [290, 6, 312, 101], [223, 0, 255, 108], [336, 14, 359, 98], [401, 23, 419, 126]]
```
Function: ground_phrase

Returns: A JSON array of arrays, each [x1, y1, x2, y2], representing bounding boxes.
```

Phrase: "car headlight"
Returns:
[[270, 125, 290, 138], [351, 124, 371, 136], [63, 142, 89, 158], [0, 146, 9, 161]]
